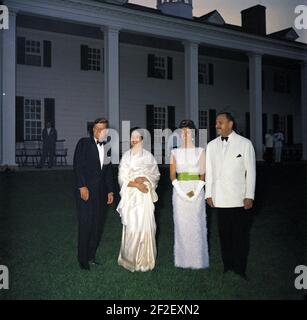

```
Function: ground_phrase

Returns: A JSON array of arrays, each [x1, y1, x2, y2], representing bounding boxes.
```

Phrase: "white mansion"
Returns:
[[0, 0, 307, 165]]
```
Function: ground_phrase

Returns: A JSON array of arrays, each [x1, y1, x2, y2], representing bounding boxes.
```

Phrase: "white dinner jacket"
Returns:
[[205, 131, 256, 208]]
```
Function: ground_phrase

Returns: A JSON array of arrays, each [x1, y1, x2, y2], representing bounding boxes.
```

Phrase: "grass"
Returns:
[[0, 164, 306, 300]]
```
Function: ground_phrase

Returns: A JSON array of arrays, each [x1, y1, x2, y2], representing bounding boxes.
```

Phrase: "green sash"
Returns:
[[177, 172, 199, 181]]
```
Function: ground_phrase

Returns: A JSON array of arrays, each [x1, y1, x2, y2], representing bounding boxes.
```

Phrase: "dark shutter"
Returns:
[[209, 109, 216, 141], [43, 40, 52, 68], [167, 106, 175, 130], [208, 63, 214, 85], [147, 54, 155, 78], [245, 112, 250, 139], [44, 98, 55, 127], [262, 113, 267, 144], [273, 114, 279, 133], [17, 37, 26, 65], [16, 96, 24, 142], [246, 68, 249, 90], [167, 57, 173, 80], [287, 115, 293, 145], [146, 104, 154, 149], [80, 45, 89, 71], [146, 104, 154, 133]]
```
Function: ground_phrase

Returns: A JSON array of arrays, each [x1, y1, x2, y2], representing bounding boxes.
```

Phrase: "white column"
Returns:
[[103, 26, 120, 132], [183, 41, 199, 127], [248, 53, 263, 161], [301, 61, 307, 160], [1, 10, 17, 167]]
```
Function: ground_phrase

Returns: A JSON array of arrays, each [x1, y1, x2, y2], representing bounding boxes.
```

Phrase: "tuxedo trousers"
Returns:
[[76, 183, 107, 266], [216, 207, 253, 275]]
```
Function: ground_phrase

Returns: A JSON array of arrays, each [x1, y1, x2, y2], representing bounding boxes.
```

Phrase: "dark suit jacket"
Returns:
[[42, 128, 57, 145], [73, 137, 114, 194]]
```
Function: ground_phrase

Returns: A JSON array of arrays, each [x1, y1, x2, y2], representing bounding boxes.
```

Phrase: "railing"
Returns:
[[281, 144, 302, 161], [16, 139, 68, 167]]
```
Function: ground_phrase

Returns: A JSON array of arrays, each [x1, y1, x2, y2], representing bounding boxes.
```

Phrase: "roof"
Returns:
[[96, 2, 305, 46], [196, 10, 225, 25], [268, 28, 299, 41]]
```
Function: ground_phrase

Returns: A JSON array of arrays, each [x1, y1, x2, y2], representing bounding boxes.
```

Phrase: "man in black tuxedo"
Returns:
[[73, 118, 114, 270]]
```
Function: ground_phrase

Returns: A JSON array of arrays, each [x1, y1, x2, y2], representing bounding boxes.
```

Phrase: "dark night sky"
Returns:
[[130, 0, 307, 44]]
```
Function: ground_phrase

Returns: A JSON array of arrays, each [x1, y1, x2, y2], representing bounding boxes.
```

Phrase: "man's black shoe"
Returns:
[[80, 263, 90, 271]]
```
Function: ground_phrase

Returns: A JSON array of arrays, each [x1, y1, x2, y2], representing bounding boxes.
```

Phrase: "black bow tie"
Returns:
[[96, 140, 106, 146], [221, 136, 229, 142]]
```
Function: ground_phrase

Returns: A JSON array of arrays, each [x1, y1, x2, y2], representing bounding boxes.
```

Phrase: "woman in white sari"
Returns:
[[117, 128, 160, 272], [170, 120, 209, 269]]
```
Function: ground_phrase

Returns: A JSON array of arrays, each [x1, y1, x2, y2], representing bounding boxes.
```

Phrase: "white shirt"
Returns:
[[274, 132, 284, 148], [47, 128, 51, 135], [94, 138, 105, 169], [265, 134, 274, 148], [221, 131, 235, 155]]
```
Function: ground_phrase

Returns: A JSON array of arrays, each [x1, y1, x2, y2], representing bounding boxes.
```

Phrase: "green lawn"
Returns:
[[0, 164, 306, 300]]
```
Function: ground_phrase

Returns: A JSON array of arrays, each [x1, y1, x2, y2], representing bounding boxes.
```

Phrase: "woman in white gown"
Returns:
[[117, 128, 160, 272], [170, 120, 209, 269]]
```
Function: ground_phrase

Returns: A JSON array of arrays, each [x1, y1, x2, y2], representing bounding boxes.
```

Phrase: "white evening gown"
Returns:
[[172, 147, 209, 269], [117, 148, 160, 272]]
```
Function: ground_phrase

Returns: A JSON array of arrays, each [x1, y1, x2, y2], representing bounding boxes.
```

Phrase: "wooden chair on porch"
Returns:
[[55, 140, 68, 166], [23, 140, 42, 166]]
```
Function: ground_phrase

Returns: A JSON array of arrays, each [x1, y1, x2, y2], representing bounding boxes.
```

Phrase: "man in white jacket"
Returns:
[[205, 112, 256, 280]]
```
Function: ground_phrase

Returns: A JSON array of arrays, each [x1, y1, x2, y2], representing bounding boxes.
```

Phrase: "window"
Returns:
[[24, 99, 42, 140], [147, 54, 173, 80], [154, 56, 166, 79], [199, 110, 208, 129], [274, 71, 291, 93], [198, 63, 214, 85], [88, 47, 101, 71], [25, 39, 42, 66], [153, 107, 167, 129], [25, 40, 41, 55], [17, 37, 52, 67], [81, 45, 102, 71]]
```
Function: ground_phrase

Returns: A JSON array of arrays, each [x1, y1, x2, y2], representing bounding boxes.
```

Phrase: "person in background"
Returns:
[[264, 129, 274, 164], [274, 129, 284, 163], [37, 122, 57, 168]]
